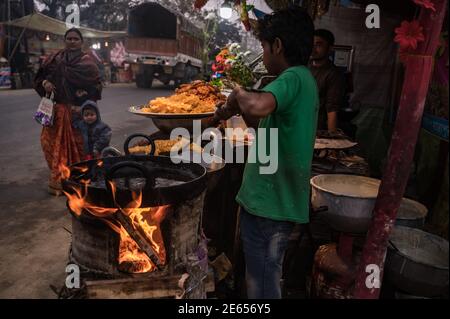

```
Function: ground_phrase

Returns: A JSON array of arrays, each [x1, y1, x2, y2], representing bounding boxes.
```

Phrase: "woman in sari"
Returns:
[[34, 28, 102, 195]]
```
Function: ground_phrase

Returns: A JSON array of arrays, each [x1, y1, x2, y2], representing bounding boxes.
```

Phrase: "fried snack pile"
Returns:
[[128, 138, 202, 156], [142, 81, 226, 114]]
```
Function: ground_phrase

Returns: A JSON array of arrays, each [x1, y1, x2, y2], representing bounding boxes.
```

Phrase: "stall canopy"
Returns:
[[1, 12, 126, 39]]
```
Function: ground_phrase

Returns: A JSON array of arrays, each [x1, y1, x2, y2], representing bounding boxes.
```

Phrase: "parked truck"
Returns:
[[126, 2, 204, 88]]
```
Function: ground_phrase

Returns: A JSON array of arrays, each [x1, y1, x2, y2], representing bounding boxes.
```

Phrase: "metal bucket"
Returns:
[[385, 226, 449, 298]]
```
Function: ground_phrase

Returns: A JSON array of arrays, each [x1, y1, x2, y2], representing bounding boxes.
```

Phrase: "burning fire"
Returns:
[[61, 163, 170, 274], [104, 220, 156, 273], [63, 183, 118, 218], [126, 206, 169, 262], [112, 183, 170, 270], [59, 163, 71, 180]]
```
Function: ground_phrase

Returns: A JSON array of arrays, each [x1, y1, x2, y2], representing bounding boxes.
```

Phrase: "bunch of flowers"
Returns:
[[211, 43, 254, 88]]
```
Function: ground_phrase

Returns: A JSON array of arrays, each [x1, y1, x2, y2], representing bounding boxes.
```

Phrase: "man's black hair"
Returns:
[[256, 6, 314, 66], [314, 29, 335, 46], [65, 28, 84, 42]]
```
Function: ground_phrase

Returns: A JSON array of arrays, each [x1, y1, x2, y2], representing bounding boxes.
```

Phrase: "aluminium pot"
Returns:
[[310, 174, 380, 233], [310, 174, 429, 233]]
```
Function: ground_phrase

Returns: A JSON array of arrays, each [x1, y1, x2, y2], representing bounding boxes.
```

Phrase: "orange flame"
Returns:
[[63, 184, 86, 216], [59, 163, 71, 180], [78, 166, 89, 174], [119, 189, 170, 268], [124, 206, 169, 263], [103, 219, 155, 273], [63, 184, 118, 218], [65, 179, 170, 274]]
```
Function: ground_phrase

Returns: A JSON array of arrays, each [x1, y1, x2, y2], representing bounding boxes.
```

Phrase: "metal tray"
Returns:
[[129, 105, 215, 119]]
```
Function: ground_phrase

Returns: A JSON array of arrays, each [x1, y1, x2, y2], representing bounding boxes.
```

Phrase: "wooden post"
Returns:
[[352, 0, 448, 299]]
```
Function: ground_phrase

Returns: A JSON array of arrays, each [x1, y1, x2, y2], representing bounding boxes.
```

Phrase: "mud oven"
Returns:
[[60, 154, 214, 299]]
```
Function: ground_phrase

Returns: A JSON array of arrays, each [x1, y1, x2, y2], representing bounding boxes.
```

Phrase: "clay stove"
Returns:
[[60, 155, 214, 299]]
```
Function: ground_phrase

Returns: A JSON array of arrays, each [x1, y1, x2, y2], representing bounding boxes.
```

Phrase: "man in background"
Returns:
[[309, 29, 345, 133]]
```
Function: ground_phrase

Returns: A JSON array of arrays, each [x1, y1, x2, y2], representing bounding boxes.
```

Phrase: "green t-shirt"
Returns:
[[236, 66, 319, 223]]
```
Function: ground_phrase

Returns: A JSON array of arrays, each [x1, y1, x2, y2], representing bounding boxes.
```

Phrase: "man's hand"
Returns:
[[226, 87, 240, 112], [43, 80, 56, 94]]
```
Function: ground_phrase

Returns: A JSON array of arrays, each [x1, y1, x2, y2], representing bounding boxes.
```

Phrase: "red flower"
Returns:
[[194, 0, 209, 9], [212, 63, 225, 73], [216, 55, 225, 63], [412, 0, 436, 11], [394, 20, 425, 51]]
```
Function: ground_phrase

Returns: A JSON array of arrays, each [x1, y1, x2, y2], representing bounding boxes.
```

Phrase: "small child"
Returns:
[[74, 100, 112, 160]]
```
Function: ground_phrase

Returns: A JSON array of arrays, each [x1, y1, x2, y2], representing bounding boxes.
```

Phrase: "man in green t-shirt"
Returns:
[[211, 7, 318, 299]]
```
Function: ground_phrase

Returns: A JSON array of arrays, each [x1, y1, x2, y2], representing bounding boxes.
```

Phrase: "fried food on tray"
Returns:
[[142, 81, 226, 114], [128, 138, 202, 156]]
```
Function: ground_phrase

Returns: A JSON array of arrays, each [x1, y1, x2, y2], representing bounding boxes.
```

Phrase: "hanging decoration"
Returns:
[[238, 0, 252, 31], [194, 0, 210, 10], [265, 0, 331, 20], [412, 0, 437, 11], [252, 7, 267, 19], [393, 0, 437, 63], [394, 20, 426, 51]]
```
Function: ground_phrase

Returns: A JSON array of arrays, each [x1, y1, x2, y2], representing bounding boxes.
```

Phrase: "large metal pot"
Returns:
[[123, 133, 226, 192], [310, 174, 380, 233], [62, 155, 207, 208], [170, 152, 225, 192], [310, 174, 429, 233], [385, 226, 449, 297]]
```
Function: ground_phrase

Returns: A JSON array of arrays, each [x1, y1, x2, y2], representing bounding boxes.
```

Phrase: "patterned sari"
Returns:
[[34, 48, 102, 190]]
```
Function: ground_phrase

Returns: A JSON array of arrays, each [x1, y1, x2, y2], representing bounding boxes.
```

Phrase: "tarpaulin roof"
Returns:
[[1, 12, 126, 39]]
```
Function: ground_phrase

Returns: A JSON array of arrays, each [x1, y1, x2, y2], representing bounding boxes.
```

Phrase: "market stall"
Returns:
[[52, 0, 448, 300]]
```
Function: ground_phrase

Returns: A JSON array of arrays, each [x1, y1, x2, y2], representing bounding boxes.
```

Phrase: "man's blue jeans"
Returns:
[[240, 208, 295, 299]]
